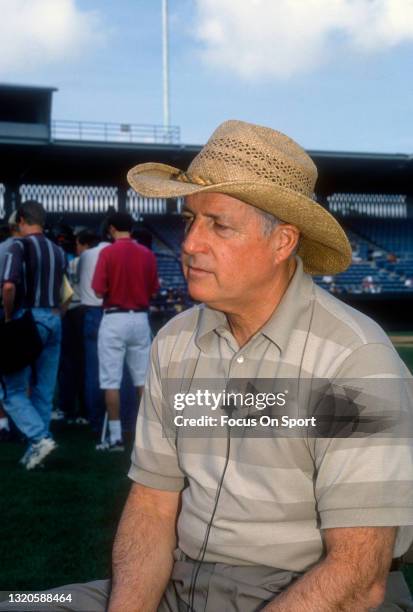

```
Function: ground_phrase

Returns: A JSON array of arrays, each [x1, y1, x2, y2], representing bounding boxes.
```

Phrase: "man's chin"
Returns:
[[187, 289, 208, 303], [187, 283, 216, 304]]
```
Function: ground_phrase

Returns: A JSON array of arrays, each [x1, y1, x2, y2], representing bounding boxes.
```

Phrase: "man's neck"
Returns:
[[22, 225, 43, 236], [114, 232, 131, 240], [226, 258, 296, 348]]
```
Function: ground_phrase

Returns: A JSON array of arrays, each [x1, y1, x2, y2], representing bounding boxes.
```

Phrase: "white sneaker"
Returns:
[[19, 446, 33, 466], [24, 438, 57, 470], [75, 417, 89, 425], [108, 439, 125, 452], [95, 440, 110, 451], [51, 409, 65, 421], [95, 439, 124, 452]]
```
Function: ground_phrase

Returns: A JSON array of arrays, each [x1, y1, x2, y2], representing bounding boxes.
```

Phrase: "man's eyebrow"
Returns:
[[181, 206, 229, 222]]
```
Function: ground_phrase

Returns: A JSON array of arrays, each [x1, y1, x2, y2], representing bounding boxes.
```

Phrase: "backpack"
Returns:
[[0, 309, 44, 376]]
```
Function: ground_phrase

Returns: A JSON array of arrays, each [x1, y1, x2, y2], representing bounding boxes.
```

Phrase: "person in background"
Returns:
[[0, 212, 21, 439], [57, 229, 99, 424], [1, 201, 66, 469], [92, 212, 159, 450], [0, 212, 20, 279], [77, 229, 110, 438], [54, 223, 77, 262]]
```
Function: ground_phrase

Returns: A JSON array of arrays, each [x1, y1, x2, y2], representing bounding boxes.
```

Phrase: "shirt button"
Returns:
[[237, 355, 244, 364]]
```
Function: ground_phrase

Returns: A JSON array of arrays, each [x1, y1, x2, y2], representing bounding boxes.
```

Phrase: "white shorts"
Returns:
[[97, 311, 151, 389]]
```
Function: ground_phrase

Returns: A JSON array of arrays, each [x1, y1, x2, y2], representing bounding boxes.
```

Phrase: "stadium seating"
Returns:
[[156, 253, 186, 290], [346, 218, 413, 256], [144, 214, 185, 254], [141, 212, 413, 298]]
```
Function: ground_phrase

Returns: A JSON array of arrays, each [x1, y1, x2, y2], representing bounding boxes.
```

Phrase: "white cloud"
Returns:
[[193, 0, 413, 79], [0, 0, 104, 76]]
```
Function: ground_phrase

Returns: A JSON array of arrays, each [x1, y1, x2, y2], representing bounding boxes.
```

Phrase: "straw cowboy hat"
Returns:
[[127, 120, 352, 275]]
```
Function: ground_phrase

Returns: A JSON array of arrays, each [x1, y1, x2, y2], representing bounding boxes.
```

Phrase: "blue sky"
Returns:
[[0, 0, 412, 152]]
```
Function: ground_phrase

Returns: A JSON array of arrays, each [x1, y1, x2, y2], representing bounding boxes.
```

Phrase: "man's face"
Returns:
[[181, 192, 286, 312], [76, 239, 87, 256]]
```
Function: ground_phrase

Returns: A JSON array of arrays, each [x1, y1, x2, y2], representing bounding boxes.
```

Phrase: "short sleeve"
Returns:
[[2, 239, 24, 285], [313, 343, 413, 557], [91, 248, 108, 296], [128, 334, 185, 492]]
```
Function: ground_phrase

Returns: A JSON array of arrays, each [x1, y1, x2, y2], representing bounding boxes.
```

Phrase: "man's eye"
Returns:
[[214, 222, 230, 231], [182, 216, 193, 232]]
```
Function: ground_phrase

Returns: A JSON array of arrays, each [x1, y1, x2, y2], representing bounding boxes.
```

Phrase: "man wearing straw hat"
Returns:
[[2, 121, 412, 611], [113, 120, 413, 611]]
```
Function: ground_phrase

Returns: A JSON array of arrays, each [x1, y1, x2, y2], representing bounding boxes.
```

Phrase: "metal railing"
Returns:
[[15, 184, 180, 215], [127, 190, 167, 218], [52, 120, 180, 145], [328, 193, 407, 218], [20, 184, 118, 213]]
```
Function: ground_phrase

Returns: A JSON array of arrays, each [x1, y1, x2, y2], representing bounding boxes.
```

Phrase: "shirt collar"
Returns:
[[195, 257, 314, 353], [260, 257, 314, 352], [196, 304, 228, 352]]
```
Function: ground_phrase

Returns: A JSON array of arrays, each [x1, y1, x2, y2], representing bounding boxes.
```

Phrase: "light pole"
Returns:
[[162, 0, 170, 131]]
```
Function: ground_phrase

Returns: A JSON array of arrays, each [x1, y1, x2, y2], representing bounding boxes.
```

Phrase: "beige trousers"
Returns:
[[0, 560, 412, 612]]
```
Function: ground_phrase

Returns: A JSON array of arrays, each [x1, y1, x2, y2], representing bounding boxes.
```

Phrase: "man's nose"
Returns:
[[182, 219, 209, 255]]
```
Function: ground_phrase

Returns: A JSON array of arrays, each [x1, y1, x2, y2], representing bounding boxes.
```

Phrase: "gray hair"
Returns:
[[254, 207, 301, 254], [254, 208, 282, 237]]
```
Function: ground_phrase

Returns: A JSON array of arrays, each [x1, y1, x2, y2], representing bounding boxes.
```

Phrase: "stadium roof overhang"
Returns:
[[309, 149, 413, 196], [0, 139, 412, 196]]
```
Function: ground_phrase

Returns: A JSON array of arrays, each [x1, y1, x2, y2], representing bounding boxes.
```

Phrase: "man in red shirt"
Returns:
[[92, 213, 159, 450]]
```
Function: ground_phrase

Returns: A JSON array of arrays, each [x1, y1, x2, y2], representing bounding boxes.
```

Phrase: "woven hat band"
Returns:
[[175, 171, 214, 186]]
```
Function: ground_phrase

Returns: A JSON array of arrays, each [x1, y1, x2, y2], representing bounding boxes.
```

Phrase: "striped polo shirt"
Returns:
[[2, 233, 66, 309], [129, 257, 413, 572]]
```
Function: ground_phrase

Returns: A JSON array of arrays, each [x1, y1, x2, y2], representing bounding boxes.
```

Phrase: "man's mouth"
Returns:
[[186, 265, 213, 277]]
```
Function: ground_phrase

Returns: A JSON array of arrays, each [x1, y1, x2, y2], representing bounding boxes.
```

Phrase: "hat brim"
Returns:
[[127, 162, 352, 275]]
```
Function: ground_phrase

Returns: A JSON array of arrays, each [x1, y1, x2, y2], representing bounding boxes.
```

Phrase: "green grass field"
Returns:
[[0, 343, 412, 596], [397, 347, 413, 372], [0, 426, 131, 591]]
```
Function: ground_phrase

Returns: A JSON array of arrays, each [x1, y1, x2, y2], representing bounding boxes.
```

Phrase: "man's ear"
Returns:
[[273, 225, 300, 263]]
